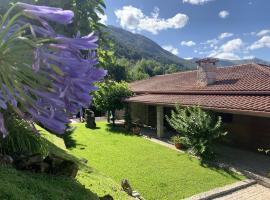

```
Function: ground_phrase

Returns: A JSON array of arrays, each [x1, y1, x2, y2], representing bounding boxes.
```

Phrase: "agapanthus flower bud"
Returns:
[[17, 2, 74, 24]]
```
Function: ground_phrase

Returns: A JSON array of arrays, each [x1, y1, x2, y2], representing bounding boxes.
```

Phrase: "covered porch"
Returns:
[[127, 102, 270, 150], [128, 102, 170, 138]]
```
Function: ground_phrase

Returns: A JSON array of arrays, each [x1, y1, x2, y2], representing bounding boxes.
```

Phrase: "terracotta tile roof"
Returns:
[[127, 63, 270, 116], [127, 94, 270, 116], [130, 63, 270, 94]]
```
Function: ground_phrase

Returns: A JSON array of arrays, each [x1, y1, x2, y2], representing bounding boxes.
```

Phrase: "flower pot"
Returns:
[[132, 127, 140, 135], [175, 143, 181, 149]]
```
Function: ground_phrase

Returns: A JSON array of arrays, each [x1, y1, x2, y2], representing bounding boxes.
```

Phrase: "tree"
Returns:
[[93, 81, 133, 124]]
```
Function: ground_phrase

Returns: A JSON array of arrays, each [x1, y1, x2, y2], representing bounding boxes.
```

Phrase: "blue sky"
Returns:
[[100, 0, 270, 61]]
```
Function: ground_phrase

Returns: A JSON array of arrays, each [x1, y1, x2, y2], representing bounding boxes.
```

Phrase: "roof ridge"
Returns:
[[253, 63, 270, 77], [134, 90, 270, 95], [131, 63, 257, 85]]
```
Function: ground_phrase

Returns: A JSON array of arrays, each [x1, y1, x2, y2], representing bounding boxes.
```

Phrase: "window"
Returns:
[[218, 113, 233, 123]]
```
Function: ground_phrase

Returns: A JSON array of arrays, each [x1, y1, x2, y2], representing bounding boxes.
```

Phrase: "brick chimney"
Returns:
[[196, 58, 218, 86]]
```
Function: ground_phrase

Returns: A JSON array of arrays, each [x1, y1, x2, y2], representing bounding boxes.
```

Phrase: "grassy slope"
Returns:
[[0, 126, 131, 200], [69, 122, 244, 200]]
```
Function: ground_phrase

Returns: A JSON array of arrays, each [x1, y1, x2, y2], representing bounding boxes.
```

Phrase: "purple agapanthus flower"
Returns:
[[0, 2, 106, 136], [17, 2, 74, 24], [55, 32, 98, 50]]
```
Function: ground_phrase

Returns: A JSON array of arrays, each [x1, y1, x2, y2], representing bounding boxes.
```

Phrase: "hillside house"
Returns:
[[126, 58, 270, 150]]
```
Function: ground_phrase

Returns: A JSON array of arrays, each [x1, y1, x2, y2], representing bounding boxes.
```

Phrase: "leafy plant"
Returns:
[[0, 111, 48, 156], [167, 105, 227, 159], [170, 135, 184, 144]]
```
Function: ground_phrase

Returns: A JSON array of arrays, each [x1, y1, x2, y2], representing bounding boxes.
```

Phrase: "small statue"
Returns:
[[121, 179, 133, 196], [85, 109, 96, 129]]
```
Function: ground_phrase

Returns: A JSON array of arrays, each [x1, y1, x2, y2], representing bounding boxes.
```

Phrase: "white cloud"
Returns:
[[182, 0, 214, 5], [249, 36, 270, 50], [208, 38, 243, 60], [205, 38, 219, 45], [162, 45, 179, 55], [181, 40, 196, 47], [97, 13, 108, 25], [114, 6, 189, 34], [256, 29, 270, 37], [243, 55, 255, 60], [185, 57, 194, 60], [209, 52, 240, 60], [220, 38, 243, 52], [219, 32, 234, 39], [219, 10, 229, 19]]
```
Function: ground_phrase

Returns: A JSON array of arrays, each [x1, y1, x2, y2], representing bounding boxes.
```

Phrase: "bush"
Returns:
[[0, 111, 48, 156], [166, 105, 227, 159]]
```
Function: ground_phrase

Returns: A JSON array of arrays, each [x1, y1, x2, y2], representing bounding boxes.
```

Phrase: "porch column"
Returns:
[[156, 105, 164, 138]]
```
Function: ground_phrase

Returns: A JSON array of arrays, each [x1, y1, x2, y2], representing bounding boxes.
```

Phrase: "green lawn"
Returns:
[[0, 125, 132, 200], [69, 121, 244, 200]]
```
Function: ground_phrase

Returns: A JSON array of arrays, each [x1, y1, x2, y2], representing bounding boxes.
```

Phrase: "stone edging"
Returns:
[[241, 171, 270, 188], [184, 179, 256, 200]]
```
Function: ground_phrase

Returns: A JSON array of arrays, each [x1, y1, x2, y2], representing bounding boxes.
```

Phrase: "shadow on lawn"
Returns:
[[61, 125, 100, 149], [176, 150, 242, 181], [200, 160, 243, 181], [17, 131, 101, 200], [105, 124, 135, 136], [0, 165, 100, 200]]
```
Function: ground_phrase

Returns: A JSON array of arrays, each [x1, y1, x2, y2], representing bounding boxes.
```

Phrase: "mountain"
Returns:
[[104, 26, 269, 70], [103, 25, 196, 69]]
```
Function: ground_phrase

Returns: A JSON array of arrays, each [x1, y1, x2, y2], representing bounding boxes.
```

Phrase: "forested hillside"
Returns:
[[102, 26, 269, 82]]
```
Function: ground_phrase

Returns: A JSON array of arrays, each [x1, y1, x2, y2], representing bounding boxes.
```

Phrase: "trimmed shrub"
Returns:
[[167, 105, 227, 159]]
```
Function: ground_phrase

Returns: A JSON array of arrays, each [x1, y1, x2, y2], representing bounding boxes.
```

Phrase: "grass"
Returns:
[[0, 121, 244, 200], [68, 121, 244, 200], [0, 125, 132, 200]]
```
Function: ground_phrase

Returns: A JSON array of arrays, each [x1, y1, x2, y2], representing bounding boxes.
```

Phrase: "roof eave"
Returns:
[[126, 99, 270, 118]]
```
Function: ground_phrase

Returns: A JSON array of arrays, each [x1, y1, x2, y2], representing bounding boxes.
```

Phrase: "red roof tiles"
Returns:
[[127, 63, 270, 117], [130, 64, 270, 94]]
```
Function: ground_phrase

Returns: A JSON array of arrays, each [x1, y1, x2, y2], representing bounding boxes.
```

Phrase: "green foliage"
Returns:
[[167, 105, 227, 159], [98, 26, 197, 82], [0, 112, 48, 156], [170, 135, 184, 144], [109, 57, 193, 82], [103, 26, 197, 68], [93, 81, 133, 124]]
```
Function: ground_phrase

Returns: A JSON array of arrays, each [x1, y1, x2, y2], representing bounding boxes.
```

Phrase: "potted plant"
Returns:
[[132, 120, 141, 135], [132, 125, 141, 135], [171, 135, 184, 149]]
